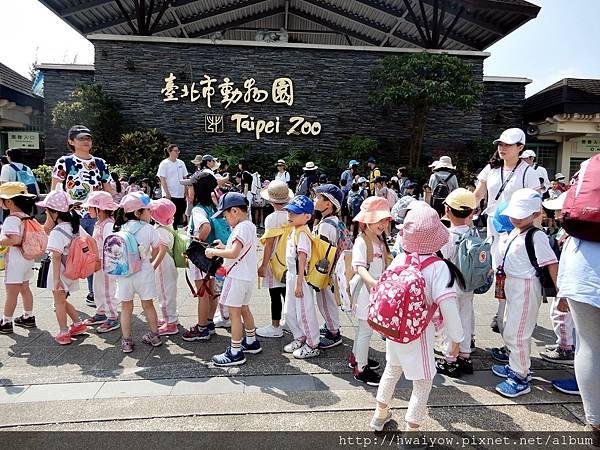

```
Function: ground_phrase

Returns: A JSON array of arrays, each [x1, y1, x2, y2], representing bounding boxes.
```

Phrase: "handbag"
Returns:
[[37, 253, 51, 289], [184, 240, 223, 276]]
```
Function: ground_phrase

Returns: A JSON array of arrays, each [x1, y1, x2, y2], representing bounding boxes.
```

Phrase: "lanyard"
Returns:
[[500, 226, 533, 268], [495, 161, 523, 201]]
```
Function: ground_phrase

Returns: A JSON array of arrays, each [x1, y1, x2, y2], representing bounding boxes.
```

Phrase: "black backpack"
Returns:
[[524, 228, 559, 301], [431, 173, 454, 214]]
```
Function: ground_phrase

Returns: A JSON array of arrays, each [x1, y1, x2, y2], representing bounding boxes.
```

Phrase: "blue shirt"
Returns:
[[557, 237, 600, 309]]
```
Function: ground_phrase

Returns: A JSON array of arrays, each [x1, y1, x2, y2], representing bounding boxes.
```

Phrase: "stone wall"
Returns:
[[482, 80, 528, 142]]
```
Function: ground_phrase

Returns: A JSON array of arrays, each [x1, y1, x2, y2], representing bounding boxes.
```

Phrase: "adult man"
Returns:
[[340, 160, 359, 196], [51, 125, 111, 307], [0, 149, 40, 194], [367, 156, 380, 196], [520, 149, 550, 192], [157, 144, 188, 228]]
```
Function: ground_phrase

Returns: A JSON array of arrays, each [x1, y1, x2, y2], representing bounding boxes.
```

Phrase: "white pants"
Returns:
[[93, 271, 118, 320], [550, 297, 574, 348], [155, 257, 178, 324], [352, 319, 373, 369], [457, 291, 475, 355], [376, 365, 433, 426], [502, 277, 542, 377], [284, 273, 320, 348], [487, 216, 507, 335], [316, 286, 339, 332]]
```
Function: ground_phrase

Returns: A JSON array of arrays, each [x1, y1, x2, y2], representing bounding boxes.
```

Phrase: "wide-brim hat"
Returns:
[[0, 182, 36, 199], [303, 161, 318, 171], [150, 198, 177, 226], [82, 191, 118, 211], [36, 189, 73, 212], [434, 156, 455, 170], [354, 197, 392, 224], [191, 155, 203, 165], [401, 207, 449, 254], [261, 179, 294, 204]]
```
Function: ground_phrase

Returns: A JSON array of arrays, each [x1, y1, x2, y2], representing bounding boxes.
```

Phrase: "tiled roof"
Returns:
[[525, 78, 600, 118], [0, 62, 35, 97]]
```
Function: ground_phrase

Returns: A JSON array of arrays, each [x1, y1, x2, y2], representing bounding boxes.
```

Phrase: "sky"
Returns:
[[0, 0, 599, 97]]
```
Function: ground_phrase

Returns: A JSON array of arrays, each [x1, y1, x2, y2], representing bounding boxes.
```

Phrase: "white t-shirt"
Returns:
[[46, 223, 90, 291], [1, 215, 34, 283], [316, 216, 338, 244], [156, 226, 174, 250], [189, 206, 210, 238], [157, 158, 188, 198], [499, 228, 558, 279], [275, 171, 290, 185], [92, 219, 115, 253], [531, 164, 550, 192], [264, 210, 288, 288], [478, 161, 540, 215], [286, 228, 311, 277], [224, 220, 257, 282], [351, 235, 385, 320]]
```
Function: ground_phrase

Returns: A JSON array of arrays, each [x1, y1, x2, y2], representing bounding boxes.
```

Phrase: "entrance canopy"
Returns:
[[40, 0, 539, 51]]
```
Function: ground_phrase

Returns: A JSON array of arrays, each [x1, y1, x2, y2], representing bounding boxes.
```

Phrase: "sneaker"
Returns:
[[348, 353, 380, 370], [457, 356, 474, 375], [0, 320, 13, 334], [354, 366, 381, 386], [544, 343, 559, 351], [436, 359, 461, 378], [540, 347, 575, 365], [283, 339, 304, 353], [241, 338, 262, 354], [142, 332, 162, 347], [54, 331, 72, 345], [318, 330, 342, 349], [207, 321, 216, 335], [552, 378, 580, 396], [182, 325, 211, 342], [293, 343, 321, 359], [319, 323, 328, 335], [491, 364, 532, 382], [157, 319, 166, 327], [213, 317, 231, 328], [158, 323, 179, 336], [13, 315, 37, 329], [96, 319, 120, 333], [496, 375, 530, 398], [121, 337, 134, 353], [490, 315, 500, 334], [490, 346, 510, 362], [82, 314, 107, 326], [85, 293, 96, 308], [212, 347, 246, 366], [280, 321, 291, 334], [68, 322, 88, 336], [369, 409, 393, 432], [256, 324, 283, 338]]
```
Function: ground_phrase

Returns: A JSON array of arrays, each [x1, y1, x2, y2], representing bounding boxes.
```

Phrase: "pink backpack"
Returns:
[[368, 253, 440, 344], [56, 228, 99, 280], [16, 215, 48, 260]]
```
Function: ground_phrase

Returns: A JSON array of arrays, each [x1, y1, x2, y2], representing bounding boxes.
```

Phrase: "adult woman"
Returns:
[[274, 159, 290, 185], [474, 128, 540, 336], [110, 171, 127, 204]]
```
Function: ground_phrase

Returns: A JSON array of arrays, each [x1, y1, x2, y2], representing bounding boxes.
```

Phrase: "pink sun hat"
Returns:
[[150, 198, 176, 226], [353, 196, 392, 224], [401, 206, 449, 254], [82, 191, 118, 211], [119, 191, 151, 213], [36, 190, 72, 213]]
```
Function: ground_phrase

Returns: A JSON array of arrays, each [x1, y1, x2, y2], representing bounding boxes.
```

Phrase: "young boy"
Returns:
[[313, 184, 345, 349], [282, 195, 321, 359], [205, 192, 260, 366], [493, 188, 559, 397], [437, 188, 478, 378]]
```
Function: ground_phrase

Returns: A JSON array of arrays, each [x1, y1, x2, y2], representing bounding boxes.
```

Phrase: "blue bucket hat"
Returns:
[[348, 159, 359, 168], [212, 192, 248, 219], [315, 183, 344, 211], [283, 195, 314, 215]]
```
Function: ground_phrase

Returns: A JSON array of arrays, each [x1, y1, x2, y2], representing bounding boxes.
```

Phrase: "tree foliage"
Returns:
[[112, 128, 171, 179], [370, 53, 481, 168]]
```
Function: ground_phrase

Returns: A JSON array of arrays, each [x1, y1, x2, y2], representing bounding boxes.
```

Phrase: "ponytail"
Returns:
[[50, 208, 80, 234], [113, 208, 140, 232], [435, 251, 466, 290]]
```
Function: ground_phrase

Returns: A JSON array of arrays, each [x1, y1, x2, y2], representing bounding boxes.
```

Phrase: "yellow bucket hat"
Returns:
[[0, 182, 36, 199]]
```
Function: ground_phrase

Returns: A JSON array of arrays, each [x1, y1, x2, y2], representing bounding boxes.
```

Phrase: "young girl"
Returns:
[[37, 190, 89, 345], [370, 206, 464, 432], [113, 192, 162, 352], [349, 197, 392, 386], [82, 191, 120, 333], [0, 182, 37, 334], [150, 198, 179, 336]]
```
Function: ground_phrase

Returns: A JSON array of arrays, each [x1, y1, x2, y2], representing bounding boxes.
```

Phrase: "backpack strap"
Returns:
[[524, 227, 541, 275], [522, 163, 531, 188], [56, 226, 75, 240], [225, 244, 252, 276], [9, 163, 22, 174], [444, 173, 454, 183], [420, 255, 442, 270], [360, 233, 375, 268]]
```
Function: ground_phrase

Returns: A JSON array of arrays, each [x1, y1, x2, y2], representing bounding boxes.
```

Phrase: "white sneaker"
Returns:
[[293, 343, 321, 359], [283, 339, 304, 353], [370, 409, 392, 432], [213, 317, 231, 328], [256, 324, 283, 338], [280, 321, 291, 334]]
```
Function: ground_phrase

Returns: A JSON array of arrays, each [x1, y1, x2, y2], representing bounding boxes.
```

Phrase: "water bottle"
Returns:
[[214, 266, 226, 295], [494, 266, 506, 300]]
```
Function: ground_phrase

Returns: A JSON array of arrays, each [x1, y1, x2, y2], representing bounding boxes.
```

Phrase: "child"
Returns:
[[358, 177, 369, 198], [313, 184, 345, 348], [0, 182, 37, 334], [349, 197, 392, 386], [81, 191, 120, 333], [436, 188, 478, 378], [37, 190, 89, 345], [125, 176, 140, 194], [370, 206, 464, 432], [492, 188, 559, 397], [281, 195, 321, 359], [256, 180, 293, 338], [205, 192, 260, 366], [150, 198, 179, 336], [113, 192, 162, 352]]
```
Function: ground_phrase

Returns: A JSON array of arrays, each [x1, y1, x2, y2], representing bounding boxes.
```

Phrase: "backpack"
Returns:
[[367, 253, 441, 344], [15, 214, 47, 260], [561, 155, 600, 242], [56, 228, 99, 280], [386, 188, 398, 209], [294, 226, 337, 292], [192, 205, 231, 245], [102, 222, 144, 277], [348, 190, 364, 218], [321, 217, 353, 255], [450, 228, 493, 293], [296, 175, 309, 196], [259, 224, 293, 283], [525, 228, 559, 298], [158, 225, 189, 268], [431, 173, 454, 213], [10, 164, 37, 194], [250, 172, 266, 207]]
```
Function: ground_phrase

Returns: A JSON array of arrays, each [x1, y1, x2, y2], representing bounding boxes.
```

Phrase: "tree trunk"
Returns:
[[407, 105, 429, 168]]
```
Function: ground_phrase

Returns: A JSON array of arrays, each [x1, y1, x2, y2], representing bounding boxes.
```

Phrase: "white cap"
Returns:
[[554, 172, 565, 181], [493, 128, 526, 146], [519, 149, 536, 159], [428, 161, 440, 169], [501, 188, 542, 219], [543, 191, 568, 210]]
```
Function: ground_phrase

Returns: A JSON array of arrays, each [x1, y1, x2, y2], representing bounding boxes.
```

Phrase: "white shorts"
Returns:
[[219, 277, 252, 308], [115, 266, 157, 301], [4, 248, 34, 285]]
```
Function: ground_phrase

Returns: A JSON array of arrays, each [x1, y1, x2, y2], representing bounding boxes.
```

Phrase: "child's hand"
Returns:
[[365, 277, 378, 291], [257, 265, 267, 278], [448, 342, 460, 358], [557, 297, 570, 313], [295, 283, 303, 299], [205, 248, 216, 259], [212, 240, 225, 249]]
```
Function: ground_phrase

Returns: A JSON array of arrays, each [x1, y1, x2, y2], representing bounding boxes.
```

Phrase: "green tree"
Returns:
[[370, 53, 481, 168], [112, 128, 171, 178]]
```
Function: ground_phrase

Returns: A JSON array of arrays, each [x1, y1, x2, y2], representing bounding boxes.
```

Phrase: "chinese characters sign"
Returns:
[[160, 73, 319, 140], [8, 132, 39, 149]]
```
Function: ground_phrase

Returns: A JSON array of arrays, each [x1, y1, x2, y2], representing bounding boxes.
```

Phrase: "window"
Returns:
[[526, 142, 558, 179], [569, 158, 588, 179]]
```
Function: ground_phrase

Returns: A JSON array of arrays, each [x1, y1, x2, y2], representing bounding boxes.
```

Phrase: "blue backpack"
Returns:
[[191, 205, 231, 244], [102, 222, 144, 277], [347, 190, 364, 218], [11, 164, 37, 194], [451, 228, 493, 294]]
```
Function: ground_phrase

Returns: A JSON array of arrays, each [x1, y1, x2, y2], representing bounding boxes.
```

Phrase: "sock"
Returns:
[[459, 352, 470, 359], [375, 405, 389, 420], [72, 320, 82, 327], [23, 311, 33, 319], [230, 339, 242, 355], [2, 316, 13, 324], [60, 328, 69, 334], [207, 318, 214, 323], [198, 323, 208, 329], [245, 328, 256, 344]]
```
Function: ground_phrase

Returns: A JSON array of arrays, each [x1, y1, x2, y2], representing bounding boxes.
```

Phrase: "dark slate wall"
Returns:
[[89, 39, 484, 166], [482, 80, 527, 142], [42, 68, 95, 162]]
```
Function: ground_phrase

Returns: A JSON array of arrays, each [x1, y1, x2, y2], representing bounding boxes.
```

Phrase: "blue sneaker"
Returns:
[[212, 347, 246, 366], [552, 378, 580, 395], [496, 375, 531, 398], [206, 321, 216, 335], [319, 323, 328, 335], [490, 346, 509, 362], [241, 338, 262, 354], [491, 364, 532, 382], [318, 330, 342, 349]]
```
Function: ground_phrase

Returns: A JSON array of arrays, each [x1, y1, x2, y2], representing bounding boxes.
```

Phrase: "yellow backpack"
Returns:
[[293, 226, 337, 292], [259, 224, 293, 283]]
